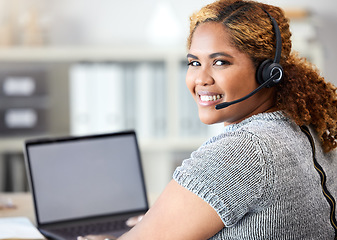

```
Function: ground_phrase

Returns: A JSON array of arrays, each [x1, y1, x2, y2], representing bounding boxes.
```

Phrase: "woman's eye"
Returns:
[[214, 60, 230, 66], [188, 61, 200, 67]]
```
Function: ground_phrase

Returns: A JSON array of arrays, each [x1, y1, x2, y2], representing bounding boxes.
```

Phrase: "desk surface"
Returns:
[[0, 192, 158, 225], [0, 192, 36, 225]]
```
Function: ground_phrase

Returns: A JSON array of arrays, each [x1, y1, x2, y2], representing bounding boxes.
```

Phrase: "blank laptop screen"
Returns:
[[26, 132, 148, 224]]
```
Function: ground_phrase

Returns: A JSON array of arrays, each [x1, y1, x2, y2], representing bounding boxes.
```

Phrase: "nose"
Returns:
[[195, 67, 214, 86]]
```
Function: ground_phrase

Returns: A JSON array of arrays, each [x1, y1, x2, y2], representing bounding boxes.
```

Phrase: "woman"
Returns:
[[82, 0, 337, 239]]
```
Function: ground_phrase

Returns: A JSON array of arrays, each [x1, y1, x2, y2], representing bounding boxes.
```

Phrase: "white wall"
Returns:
[[50, 0, 337, 85], [0, 0, 336, 84], [260, 0, 337, 85]]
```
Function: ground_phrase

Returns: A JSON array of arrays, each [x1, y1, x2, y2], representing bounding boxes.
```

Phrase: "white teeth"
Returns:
[[200, 94, 223, 102]]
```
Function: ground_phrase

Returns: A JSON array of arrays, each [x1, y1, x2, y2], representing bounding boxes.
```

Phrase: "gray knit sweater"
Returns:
[[173, 111, 337, 239]]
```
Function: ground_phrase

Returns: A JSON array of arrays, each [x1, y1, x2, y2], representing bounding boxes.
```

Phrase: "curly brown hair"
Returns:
[[187, 0, 337, 152]]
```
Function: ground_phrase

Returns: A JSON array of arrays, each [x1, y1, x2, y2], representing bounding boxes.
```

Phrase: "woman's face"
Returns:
[[186, 22, 275, 126]]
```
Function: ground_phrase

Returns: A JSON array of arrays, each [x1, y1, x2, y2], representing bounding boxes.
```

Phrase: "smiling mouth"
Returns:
[[199, 94, 224, 102]]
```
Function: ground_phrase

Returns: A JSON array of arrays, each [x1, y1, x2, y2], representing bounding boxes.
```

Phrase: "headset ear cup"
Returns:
[[263, 62, 283, 87], [256, 59, 273, 85]]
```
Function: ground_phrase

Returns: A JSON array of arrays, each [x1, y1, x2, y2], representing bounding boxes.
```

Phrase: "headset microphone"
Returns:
[[215, 70, 282, 110], [215, 9, 283, 110]]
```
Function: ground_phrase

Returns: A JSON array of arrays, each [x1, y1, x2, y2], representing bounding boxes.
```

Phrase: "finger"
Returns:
[[126, 214, 144, 227]]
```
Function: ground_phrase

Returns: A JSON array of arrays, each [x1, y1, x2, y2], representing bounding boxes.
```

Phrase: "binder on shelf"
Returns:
[[133, 61, 167, 138], [124, 63, 137, 130], [69, 63, 125, 136], [69, 63, 92, 135], [135, 62, 155, 138], [94, 63, 125, 133], [70, 61, 168, 139], [3, 152, 27, 192]]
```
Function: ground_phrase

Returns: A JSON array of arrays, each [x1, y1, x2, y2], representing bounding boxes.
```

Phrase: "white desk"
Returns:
[[0, 192, 158, 240], [0, 192, 35, 224]]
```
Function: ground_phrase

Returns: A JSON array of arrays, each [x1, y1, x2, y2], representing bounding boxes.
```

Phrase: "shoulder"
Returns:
[[199, 114, 284, 164], [174, 118, 280, 226]]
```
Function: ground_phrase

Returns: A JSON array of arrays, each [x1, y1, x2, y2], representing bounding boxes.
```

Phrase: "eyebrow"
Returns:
[[186, 53, 198, 59], [210, 52, 233, 58], [186, 52, 233, 59]]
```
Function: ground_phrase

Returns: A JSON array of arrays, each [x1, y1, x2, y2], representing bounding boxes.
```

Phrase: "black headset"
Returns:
[[215, 9, 284, 110], [256, 10, 283, 88]]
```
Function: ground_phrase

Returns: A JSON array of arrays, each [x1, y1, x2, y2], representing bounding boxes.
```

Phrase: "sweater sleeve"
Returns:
[[173, 130, 274, 227]]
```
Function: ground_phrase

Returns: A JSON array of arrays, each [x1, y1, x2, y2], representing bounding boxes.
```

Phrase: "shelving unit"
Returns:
[[0, 46, 215, 196], [0, 45, 213, 143]]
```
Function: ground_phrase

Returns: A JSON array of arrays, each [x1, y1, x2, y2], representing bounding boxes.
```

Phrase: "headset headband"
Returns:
[[263, 10, 282, 64]]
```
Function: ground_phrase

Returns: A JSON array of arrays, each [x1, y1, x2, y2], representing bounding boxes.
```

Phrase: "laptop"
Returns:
[[24, 130, 149, 240]]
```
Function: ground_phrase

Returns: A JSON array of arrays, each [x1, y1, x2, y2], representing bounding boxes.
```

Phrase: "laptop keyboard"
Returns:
[[52, 219, 129, 237]]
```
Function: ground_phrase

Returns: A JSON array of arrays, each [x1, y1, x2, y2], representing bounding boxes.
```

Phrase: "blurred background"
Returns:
[[0, 0, 336, 201]]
